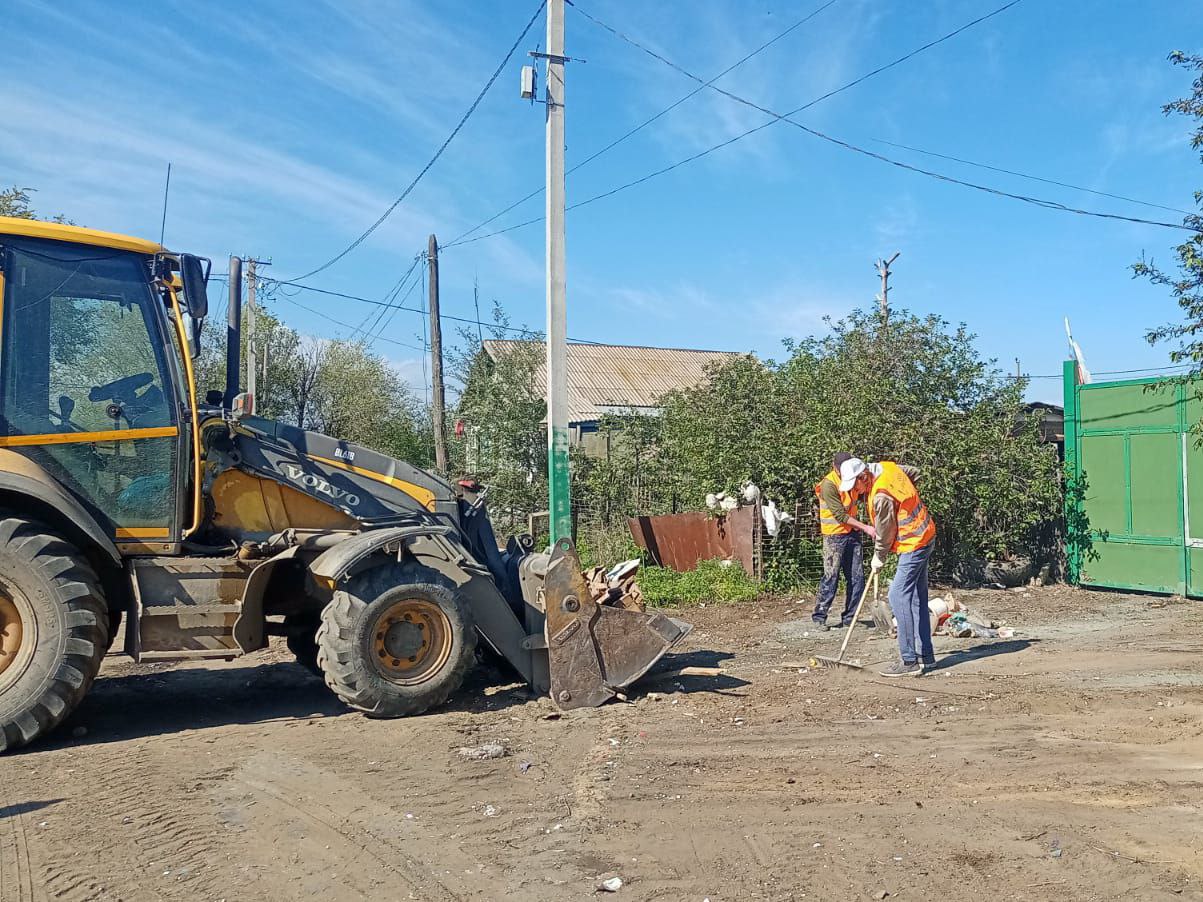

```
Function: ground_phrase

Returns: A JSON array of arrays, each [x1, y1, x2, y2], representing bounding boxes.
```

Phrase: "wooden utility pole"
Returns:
[[543, 0, 571, 542], [428, 234, 448, 473], [875, 251, 900, 325]]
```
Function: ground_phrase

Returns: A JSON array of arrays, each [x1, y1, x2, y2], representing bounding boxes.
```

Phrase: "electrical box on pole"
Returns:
[[520, 65, 537, 100]]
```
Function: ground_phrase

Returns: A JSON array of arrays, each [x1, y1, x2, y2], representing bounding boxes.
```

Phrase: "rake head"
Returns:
[[809, 655, 866, 671]]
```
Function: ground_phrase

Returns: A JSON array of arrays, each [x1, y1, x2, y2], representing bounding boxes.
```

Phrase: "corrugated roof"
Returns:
[[483, 340, 746, 423]]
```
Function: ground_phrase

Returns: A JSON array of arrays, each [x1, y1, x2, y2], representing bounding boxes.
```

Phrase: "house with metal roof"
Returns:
[[480, 339, 745, 450]]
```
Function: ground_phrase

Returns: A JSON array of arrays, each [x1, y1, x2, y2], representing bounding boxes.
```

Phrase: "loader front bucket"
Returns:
[[543, 538, 692, 710]]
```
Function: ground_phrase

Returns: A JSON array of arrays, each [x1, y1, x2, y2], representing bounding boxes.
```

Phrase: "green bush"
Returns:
[[576, 522, 643, 570], [638, 559, 762, 606]]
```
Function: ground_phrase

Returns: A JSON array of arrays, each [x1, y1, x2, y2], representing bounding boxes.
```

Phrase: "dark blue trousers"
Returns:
[[812, 533, 864, 625]]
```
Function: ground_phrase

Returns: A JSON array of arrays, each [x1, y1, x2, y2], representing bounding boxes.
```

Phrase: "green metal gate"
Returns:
[[1063, 360, 1203, 596]]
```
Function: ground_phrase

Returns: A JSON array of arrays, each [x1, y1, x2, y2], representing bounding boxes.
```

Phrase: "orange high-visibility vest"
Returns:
[[815, 469, 857, 536], [870, 461, 936, 554]]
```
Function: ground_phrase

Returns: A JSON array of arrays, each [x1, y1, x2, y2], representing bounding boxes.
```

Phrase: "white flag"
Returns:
[[1064, 318, 1092, 384]]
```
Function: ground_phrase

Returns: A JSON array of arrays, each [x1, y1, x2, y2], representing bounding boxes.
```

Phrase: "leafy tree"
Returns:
[[448, 307, 547, 531], [649, 308, 1062, 576], [1140, 52, 1203, 379], [194, 301, 433, 466], [0, 186, 70, 223]]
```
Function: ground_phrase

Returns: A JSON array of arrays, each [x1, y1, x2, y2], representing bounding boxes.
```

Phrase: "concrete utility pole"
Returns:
[[246, 258, 258, 409], [428, 234, 448, 474], [875, 251, 900, 325], [543, 0, 571, 543]]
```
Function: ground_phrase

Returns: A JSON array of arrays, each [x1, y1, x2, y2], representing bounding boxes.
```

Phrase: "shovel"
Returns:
[[810, 571, 879, 672]]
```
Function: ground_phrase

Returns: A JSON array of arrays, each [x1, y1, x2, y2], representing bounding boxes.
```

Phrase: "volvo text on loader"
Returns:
[[0, 216, 689, 751]]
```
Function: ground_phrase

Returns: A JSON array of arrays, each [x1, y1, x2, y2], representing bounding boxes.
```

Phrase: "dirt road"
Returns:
[[1, 585, 1201, 901]]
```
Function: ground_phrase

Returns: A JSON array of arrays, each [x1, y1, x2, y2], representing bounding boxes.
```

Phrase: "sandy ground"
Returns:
[[1, 584, 1202, 902]]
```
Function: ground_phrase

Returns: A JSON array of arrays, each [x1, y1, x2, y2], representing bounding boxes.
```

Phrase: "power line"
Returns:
[[446, 0, 841, 247], [353, 252, 425, 341], [449, 0, 1027, 248], [1014, 363, 1194, 380], [454, 1, 1194, 247], [272, 292, 426, 352], [260, 275, 587, 342], [571, 0, 1196, 233], [870, 139, 1195, 218], [365, 259, 427, 348], [290, 0, 547, 281]]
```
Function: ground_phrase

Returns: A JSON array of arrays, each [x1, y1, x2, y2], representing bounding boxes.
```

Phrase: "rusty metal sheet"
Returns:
[[627, 507, 757, 574]]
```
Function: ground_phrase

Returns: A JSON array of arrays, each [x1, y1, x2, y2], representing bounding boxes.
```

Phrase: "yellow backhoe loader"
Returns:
[[0, 216, 689, 751]]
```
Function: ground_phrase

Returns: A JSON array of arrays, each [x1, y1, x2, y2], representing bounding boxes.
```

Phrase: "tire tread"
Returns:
[[0, 518, 108, 753], [317, 566, 475, 718]]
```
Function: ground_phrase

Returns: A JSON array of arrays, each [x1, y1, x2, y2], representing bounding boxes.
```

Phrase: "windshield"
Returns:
[[0, 236, 180, 532]]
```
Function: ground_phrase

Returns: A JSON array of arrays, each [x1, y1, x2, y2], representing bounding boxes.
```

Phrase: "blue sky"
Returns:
[[4, 0, 1199, 403]]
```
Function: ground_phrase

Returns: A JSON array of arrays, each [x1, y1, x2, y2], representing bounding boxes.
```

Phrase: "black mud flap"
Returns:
[[543, 538, 692, 710]]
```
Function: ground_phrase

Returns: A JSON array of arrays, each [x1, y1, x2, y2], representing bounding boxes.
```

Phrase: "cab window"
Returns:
[[0, 239, 179, 534]]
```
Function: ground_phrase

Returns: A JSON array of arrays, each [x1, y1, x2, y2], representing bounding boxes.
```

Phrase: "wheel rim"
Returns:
[[0, 581, 37, 693], [370, 599, 452, 685]]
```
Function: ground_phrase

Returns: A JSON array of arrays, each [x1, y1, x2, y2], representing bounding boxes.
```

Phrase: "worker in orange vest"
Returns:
[[840, 457, 937, 677], [811, 452, 877, 630]]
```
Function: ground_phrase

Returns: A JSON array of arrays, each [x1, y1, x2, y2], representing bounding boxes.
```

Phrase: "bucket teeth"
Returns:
[[542, 538, 692, 709]]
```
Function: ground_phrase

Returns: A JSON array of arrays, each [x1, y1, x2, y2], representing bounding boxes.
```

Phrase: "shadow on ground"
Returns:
[[933, 638, 1039, 670], [27, 645, 727, 751], [0, 800, 62, 820], [26, 656, 539, 753], [630, 649, 750, 698]]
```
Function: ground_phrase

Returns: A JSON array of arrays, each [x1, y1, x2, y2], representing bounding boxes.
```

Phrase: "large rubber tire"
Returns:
[[0, 518, 108, 753], [284, 614, 321, 675], [316, 565, 476, 718]]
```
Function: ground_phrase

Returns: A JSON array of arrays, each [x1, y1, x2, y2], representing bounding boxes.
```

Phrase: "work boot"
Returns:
[[812, 620, 830, 632], [878, 660, 923, 678]]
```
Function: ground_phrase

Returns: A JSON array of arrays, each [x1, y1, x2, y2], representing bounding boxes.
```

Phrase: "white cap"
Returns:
[[838, 457, 866, 492]]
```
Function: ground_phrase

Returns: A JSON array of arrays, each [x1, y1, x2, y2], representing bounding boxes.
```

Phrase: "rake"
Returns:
[[810, 570, 880, 672]]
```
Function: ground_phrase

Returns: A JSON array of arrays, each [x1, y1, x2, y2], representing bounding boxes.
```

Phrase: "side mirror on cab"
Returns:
[[179, 253, 210, 320], [179, 253, 211, 357]]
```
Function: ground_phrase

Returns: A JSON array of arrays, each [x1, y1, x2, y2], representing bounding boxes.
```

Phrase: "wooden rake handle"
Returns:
[[835, 570, 878, 663]]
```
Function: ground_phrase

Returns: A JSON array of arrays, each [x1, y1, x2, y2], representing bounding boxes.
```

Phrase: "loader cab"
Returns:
[[0, 229, 196, 550]]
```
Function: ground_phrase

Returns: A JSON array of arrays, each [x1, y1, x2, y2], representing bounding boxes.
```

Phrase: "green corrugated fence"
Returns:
[[1064, 359, 1202, 596]]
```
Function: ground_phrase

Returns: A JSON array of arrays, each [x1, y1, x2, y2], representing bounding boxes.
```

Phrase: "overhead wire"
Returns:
[[352, 251, 426, 341], [870, 138, 1196, 217], [215, 273, 1188, 383], [365, 260, 427, 348], [448, 0, 1028, 248], [452, 0, 1194, 247], [568, 0, 1195, 233], [446, 0, 842, 247], [258, 275, 589, 342], [1013, 363, 1194, 380], [361, 253, 427, 342], [289, 0, 547, 281], [272, 292, 426, 352]]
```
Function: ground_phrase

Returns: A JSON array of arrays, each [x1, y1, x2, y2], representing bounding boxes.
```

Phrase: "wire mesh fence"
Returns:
[[482, 460, 966, 598]]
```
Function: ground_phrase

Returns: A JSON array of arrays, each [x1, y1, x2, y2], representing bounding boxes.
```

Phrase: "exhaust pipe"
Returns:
[[225, 255, 242, 408]]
